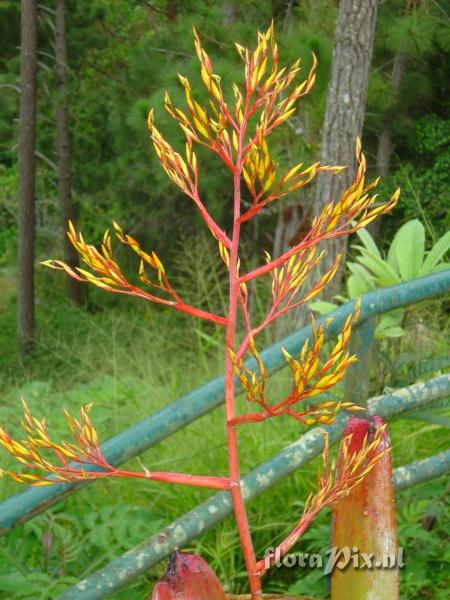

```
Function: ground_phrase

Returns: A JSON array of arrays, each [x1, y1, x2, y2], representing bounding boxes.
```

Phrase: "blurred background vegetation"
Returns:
[[0, 0, 449, 598]]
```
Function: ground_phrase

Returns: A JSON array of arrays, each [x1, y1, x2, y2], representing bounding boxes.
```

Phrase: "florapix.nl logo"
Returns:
[[263, 546, 405, 574]]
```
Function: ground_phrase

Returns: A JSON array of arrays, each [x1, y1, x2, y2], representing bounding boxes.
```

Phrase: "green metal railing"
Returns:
[[0, 270, 449, 598], [58, 378, 450, 599]]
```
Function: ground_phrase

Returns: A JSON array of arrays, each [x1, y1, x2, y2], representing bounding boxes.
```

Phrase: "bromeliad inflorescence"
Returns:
[[258, 423, 390, 573], [228, 306, 364, 426], [0, 402, 230, 491], [1, 23, 399, 598]]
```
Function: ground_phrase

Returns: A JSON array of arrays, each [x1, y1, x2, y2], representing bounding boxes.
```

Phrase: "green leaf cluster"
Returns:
[[311, 220, 450, 339]]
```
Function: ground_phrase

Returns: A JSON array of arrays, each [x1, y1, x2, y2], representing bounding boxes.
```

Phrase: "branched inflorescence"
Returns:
[[0, 401, 103, 487], [229, 306, 363, 426], [42, 222, 227, 325], [258, 424, 389, 573], [1, 23, 399, 596], [0, 402, 230, 490]]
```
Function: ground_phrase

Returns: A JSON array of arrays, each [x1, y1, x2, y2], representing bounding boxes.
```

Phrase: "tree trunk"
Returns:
[[313, 0, 379, 292], [18, 0, 37, 355], [368, 50, 407, 239], [55, 0, 82, 305], [370, 0, 415, 240], [222, 0, 238, 26], [377, 51, 407, 179], [166, 0, 178, 22]]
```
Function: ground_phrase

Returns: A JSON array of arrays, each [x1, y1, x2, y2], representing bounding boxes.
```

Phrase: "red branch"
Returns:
[[257, 511, 316, 574], [239, 226, 352, 284]]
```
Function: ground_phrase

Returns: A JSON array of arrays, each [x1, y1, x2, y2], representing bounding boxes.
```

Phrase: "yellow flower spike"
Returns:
[[234, 42, 246, 60], [281, 346, 292, 363], [147, 108, 155, 132], [41, 24, 398, 505], [242, 168, 253, 190], [0, 403, 114, 486], [218, 241, 230, 268], [232, 130, 238, 151]]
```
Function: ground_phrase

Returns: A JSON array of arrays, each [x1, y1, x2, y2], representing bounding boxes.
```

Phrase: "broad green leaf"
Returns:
[[393, 219, 425, 279], [375, 325, 406, 339], [347, 273, 370, 298], [308, 300, 338, 315], [419, 230, 450, 275], [353, 248, 401, 286], [414, 355, 450, 377], [378, 311, 404, 328], [355, 228, 381, 257], [432, 262, 450, 272], [375, 311, 405, 339], [387, 229, 401, 273], [347, 262, 376, 288], [389, 307, 405, 321]]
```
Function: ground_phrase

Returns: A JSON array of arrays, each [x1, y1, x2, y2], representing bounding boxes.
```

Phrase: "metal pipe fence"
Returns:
[[0, 270, 448, 598]]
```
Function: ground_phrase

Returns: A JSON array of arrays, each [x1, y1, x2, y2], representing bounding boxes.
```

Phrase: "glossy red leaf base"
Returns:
[[151, 550, 227, 600]]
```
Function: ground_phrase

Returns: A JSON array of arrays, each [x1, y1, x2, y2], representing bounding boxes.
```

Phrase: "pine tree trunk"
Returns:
[[370, 0, 414, 241], [222, 0, 238, 26], [166, 0, 178, 22], [55, 0, 82, 305], [18, 0, 37, 355], [377, 51, 407, 178], [313, 0, 379, 292], [369, 50, 407, 239]]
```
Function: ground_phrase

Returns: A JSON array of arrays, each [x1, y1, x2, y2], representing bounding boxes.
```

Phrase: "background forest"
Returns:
[[0, 1, 449, 598]]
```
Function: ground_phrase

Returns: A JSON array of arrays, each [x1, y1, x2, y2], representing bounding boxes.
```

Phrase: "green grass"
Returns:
[[0, 264, 449, 599]]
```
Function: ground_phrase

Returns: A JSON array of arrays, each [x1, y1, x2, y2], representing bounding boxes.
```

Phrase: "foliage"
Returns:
[[365, 0, 450, 251], [1, 1, 448, 264], [311, 219, 450, 339], [378, 116, 450, 244], [0, 163, 18, 265], [0, 0, 357, 263], [367, 0, 449, 171]]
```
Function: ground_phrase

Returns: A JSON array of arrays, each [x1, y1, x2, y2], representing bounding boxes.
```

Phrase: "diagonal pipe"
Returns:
[[56, 375, 450, 599]]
